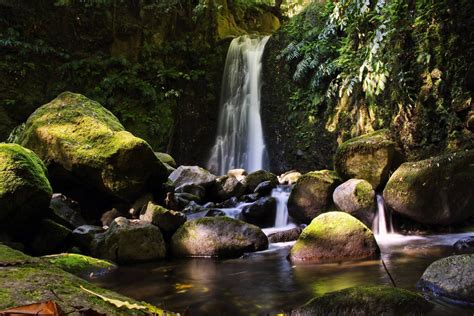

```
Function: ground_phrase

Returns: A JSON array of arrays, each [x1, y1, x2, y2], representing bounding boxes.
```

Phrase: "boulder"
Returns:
[[129, 192, 154, 217], [254, 180, 275, 195], [334, 129, 400, 189], [383, 150, 474, 225], [175, 184, 206, 200], [288, 170, 341, 224], [216, 196, 240, 208], [100, 208, 125, 227], [240, 197, 276, 227], [72, 225, 104, 251], [268, 226, 303, 243], [227, 168, 247, 181], [31, 219, 72, 255], [49, 193, 86, 228], [140, 201, 186, 234], [453, 236, 474, 253], [242, 170, 278, 192], [292, 286, 433, 316], [169, 165, 217, 189], [205, 209, 226, 217], [212, 175, 246, 201], [91, 217, 166, 264], [0, 143, 52, 224], [154, 152, 177, 168], [171, 217, 268, 258], [289, 212, 379, 263], [17, 92, 168, 202], [278, 170, 301, 185], [417, 254, 474, 304], [333, 179, 376, 227], [182, 201, 206, 214]]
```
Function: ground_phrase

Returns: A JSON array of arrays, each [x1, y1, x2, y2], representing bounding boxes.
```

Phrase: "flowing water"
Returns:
[[207, 35, 270, 175], [271, 185, 292, 228]]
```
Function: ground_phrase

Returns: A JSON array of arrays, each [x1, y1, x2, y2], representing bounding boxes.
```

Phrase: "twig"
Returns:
[[382, 259, 397, 287]]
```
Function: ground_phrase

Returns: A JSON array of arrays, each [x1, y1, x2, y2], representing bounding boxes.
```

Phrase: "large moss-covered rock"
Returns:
[[292, 286, 433, 316], [171, 217, 268, 258], [290, 212, 379, 263], [334, 130, 399, 189], [92, 217, 166, 264], [383, 150, 474, 225], [333, 179, 376, 227], [0, 143, 52, 223], [242, 170, 278, 192], [18, 92, 167, 202], [140, 201, 186, 234], [288, 170, 341, 224], [417, 254, 474, 304]]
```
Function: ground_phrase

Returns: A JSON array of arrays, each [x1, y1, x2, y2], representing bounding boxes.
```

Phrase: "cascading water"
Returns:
[[272, 185, 291, 228], [373, 194, 395, 237], [207, 35, 270, 175]]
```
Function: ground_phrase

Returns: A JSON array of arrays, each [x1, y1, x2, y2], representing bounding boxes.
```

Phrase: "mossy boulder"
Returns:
[[171, 217, 268, 258], [154, 152, 177, 168], [17, 92, 168, 202], [242, 170, 278, 192], [333, 179, 376, 227], [383, 150, 474, 225], [0, 243, 36, 266], [43, 253, 116, 277], [417, 254, 474, 304], [290, 212, 379, 263], [292, 286, 433, 316], [92, 217, 166, 264], [140, 201, 186, 234], [0, 143, 52, 224], [334, 130, 399, 189], [288, 170, 341, 224]]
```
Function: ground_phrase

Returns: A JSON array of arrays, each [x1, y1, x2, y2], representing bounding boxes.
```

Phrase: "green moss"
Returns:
[[0, 244, 35, 265], [154, 152, 176, 168], [354, 181, 374, 206], [43, 253, 116, 276]]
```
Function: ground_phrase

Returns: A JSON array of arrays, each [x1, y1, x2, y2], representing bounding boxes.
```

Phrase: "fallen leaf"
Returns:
[[0, 301, 62, 316]]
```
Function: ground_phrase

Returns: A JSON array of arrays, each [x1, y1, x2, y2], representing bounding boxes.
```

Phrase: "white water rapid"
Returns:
[[207, 35, 270, 175]]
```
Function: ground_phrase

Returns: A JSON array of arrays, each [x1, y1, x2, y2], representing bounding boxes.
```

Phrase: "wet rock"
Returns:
[[278, 170, 302, 185], [268, 226, 303, 243], [333, 179, 376, 227], [50, 193, 86, 228], [384, 150, 474, 225], [290, 212, 379, 263], [453, 236, 474, 253], [205, 209, 226, 217], [171, 217, 268, 258], [216, 196, 240, 208], [239, 193, 260, 203], [92, 217, 166, 264], [242, 170, 278, 192], [417, 254, 474, 304], [72, 225, 104, 251], [175, 192, 202, 204], [334, 129, 400, 189], [212, 175, 246, 201], [31, 219, 72, 255], [288, 170, 341, 224], [182, 201, 206, 214], [169, 165, 217, 189], [140, 201, 186, 234], [0, 143, 52, 224], [176, 184, 206, 200], [18, 92, 168, 202], [292, 286, 433, 315], [240, 197, 276, 227], [254, 180, 275, 195], [203, 202, 216, 209]]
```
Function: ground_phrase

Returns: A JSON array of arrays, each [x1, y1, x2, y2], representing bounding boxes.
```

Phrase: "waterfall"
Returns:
[[207, 35, 270, 175], [373, 194, 394, 236], [271, 185, 291, 227]]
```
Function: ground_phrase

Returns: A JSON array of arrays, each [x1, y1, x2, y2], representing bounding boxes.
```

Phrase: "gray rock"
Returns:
[[242, 170, 278, 192], [333, 179, 375, 227], [72, 225, 104, 251], [175, 184, 206, 200], [268, 226, 303, 243], [49, 193, 86, 228], [31, 219, 72, 255], [453, 236, 474, 253], [213, 175, 245, 201], [140, 202, 186, 234], [169, 165, 217, 188], [240, 197, 276, 227], [101, 208, 125, 227], [254, 180, 275, 195]]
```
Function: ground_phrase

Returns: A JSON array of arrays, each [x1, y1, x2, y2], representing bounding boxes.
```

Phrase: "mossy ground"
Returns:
[[0, 244, 36, 265], [43, 253, 116, 276]]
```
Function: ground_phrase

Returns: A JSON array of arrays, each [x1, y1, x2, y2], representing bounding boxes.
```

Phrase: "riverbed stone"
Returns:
[[292, 286, 433, 315], [0, 143, 52, 224], [288, 170, 341, 224], [140, 201, 186, 234], [278, 170, 302, 185], [240, 196, 276, 227], [212, 175, 246, 201], [242, 170, 278, 192], [169, 165, 217, 189], [333, 179, 376, 227], [290, 212, 379, 263], [171, 217, 268, 258], [417, 254, 474, 304], [268, 226, 303, 243], [49, 193, 86, 228], [334, 129, 399, 189], [254, 180, 275, 195], [383, 150, 474, 225], [92, 217, 166, 264], [71, 225, 104, 251], [453, 236, 474, 253]]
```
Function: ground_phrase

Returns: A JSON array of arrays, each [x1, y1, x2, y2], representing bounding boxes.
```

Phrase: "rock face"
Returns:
[[18, 92, 167, 202], [242, 170, 278, 192], [290, 212, 379, 263], [240, 197, 276, 227], [292, 286, 433, 316], [333, 179, 376, 227], [92, 217, 166, 263], [171, 217, 268, 258], [169, 165, 217, 189], [288, 170, 341, 224], [140, 201, 186, 234], [0, 143, 52, 224], [383, 150, 474, 225], [417, 254, 474, 304], [334, 130, 399, 189]]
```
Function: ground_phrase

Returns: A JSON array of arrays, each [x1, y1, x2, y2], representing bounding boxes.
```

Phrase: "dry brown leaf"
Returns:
[[0, 301, 62, 316]]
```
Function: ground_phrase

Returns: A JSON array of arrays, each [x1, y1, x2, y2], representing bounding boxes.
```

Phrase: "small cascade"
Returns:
[[207, 35, 270, 175], [271, 185, 291, 227], [372, 194, 395, 236]]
